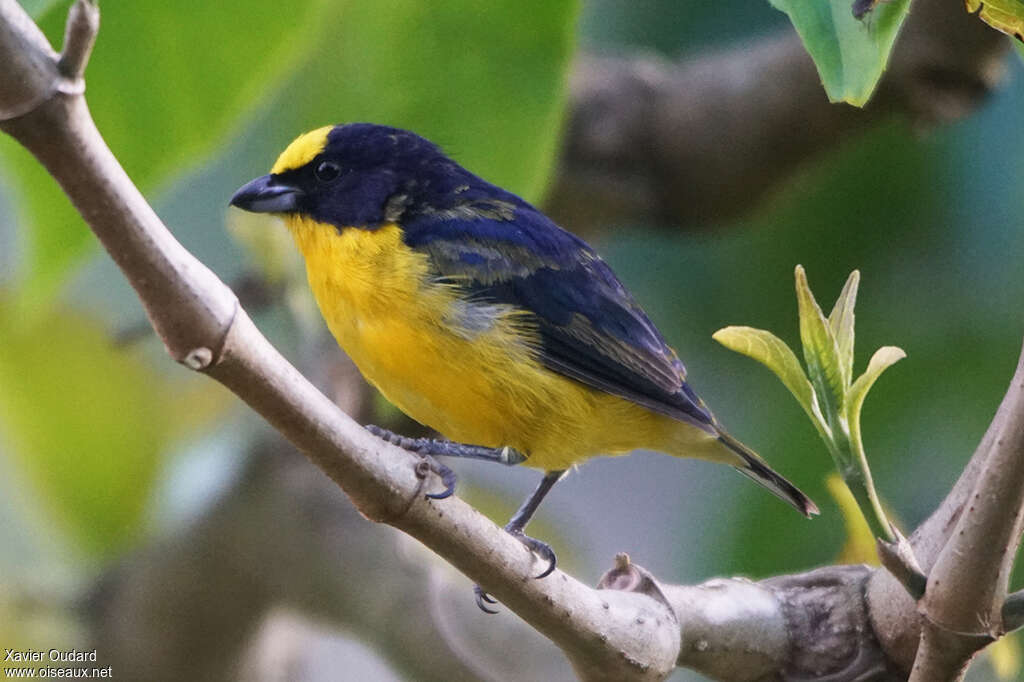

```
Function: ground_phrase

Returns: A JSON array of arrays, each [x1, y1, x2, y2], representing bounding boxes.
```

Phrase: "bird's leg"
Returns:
[[365, 425, 526, 499], [475, 469, 566, 613]]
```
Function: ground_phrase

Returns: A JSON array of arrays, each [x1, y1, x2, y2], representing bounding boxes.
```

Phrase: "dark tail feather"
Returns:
[[717, 432, 819, 518]]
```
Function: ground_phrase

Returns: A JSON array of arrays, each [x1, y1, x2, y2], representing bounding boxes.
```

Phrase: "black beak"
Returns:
[[229, 174, 303, 213]]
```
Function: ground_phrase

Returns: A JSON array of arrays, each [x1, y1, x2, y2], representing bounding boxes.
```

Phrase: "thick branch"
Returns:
[[93, 448, 903, 682], [546, 0, 1009, 232]]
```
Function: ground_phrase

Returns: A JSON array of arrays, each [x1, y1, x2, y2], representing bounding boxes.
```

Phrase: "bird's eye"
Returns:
[[314, 160, 342, 183]]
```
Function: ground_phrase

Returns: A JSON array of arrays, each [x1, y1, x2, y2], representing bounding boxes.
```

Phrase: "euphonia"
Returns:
[[230, 124, 817, 610]]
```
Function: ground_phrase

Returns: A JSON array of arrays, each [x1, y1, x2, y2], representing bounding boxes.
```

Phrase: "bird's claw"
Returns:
[[424, 458, 456, 499], [366, 424, 457, 499], [471, 530, 556, 613], [474, 585, 499, 614], [506, 527, 557, 579]]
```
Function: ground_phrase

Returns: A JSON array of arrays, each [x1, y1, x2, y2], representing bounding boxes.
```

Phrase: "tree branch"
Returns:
[[55, 0, 96, 82], [906, 341, 1024, 681], [867, 341, 1024, 675], [545, 0, 1010, 233]]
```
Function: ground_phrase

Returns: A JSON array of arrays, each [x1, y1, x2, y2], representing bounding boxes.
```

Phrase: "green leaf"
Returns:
[[2, 0, 335, 306], [795, 265, 845, 422], [0, 305, 222, 557], [712, 326, 827, 434], [965, 0, 1024, 43], [828, 270, 860, 390], [844, 345, 906, 447], [768, 0, 912, 106]]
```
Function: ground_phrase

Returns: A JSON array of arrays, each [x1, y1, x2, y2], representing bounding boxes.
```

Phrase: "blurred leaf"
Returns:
[[844, 345, 906, 447], [768, 0, 911, 105], [990, 632, 1022, 679], [826, 473, 878, 565], [828, 270, 860, 389], [0, 584, 82, 674], [226, 209, 322, 335], [2, 0, 333, 306], [19, 0, 64, 20], [0, 304, 223, 557], [236, 0, 578, 204], [226, 211, 303, 288], [795, 266, 845, 422], [712, 326, 821, 427], [965, 0, 1024, 43]]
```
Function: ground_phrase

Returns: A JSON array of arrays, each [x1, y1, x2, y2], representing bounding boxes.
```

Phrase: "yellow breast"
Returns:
[[286, 218, 522, 439], [285, 217, 713, 470]]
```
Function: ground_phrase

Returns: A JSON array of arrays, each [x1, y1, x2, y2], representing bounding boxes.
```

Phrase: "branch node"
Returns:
[[877, 527, 928, 600], [182, 346, 214, 371], [597, 554, 677, 624], [56, 0, 98, 84]]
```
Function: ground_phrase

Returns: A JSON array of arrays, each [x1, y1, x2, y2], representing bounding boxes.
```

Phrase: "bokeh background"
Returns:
[[1, 0, 1022, 680]]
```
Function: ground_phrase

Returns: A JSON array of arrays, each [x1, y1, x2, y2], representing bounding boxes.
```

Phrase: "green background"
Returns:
[[1, 0, 1022, 679]]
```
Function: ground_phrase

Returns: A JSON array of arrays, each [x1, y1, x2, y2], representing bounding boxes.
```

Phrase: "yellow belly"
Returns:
[[286, 217, 721, 470]]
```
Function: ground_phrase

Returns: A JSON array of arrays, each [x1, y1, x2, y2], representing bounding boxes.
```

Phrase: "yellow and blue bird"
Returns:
[[230, 123, 817, 609]]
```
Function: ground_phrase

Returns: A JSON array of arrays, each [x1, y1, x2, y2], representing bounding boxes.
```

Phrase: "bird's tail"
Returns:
[[717, 430, 818, 518]]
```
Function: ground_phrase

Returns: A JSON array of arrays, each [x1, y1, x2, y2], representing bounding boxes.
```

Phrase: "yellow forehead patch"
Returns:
[[270, 125, 333, 174]]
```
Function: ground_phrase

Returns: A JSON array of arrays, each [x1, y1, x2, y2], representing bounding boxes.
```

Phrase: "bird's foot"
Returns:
[[474, 585, 499, 614], [473, 525, 558, 614], [506, 525, 558, 579], [365, 425, 456, 499], [365, 425, 525, 465]]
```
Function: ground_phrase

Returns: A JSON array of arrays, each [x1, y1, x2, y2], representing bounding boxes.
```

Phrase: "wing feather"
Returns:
[[403, 200, 713, 428]]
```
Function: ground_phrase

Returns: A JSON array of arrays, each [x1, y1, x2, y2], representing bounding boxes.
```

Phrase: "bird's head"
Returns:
[[230, 123, 459, 227]]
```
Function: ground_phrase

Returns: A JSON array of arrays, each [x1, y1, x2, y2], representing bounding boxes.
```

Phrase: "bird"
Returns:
[[230, 123, 817, 611]]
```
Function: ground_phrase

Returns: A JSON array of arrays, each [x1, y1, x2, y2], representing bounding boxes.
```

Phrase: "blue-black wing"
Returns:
[[402, 199, 714, 429]]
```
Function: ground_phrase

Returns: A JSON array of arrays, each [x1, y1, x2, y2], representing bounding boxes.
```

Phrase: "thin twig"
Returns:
[[55, 0, 97, 84]]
